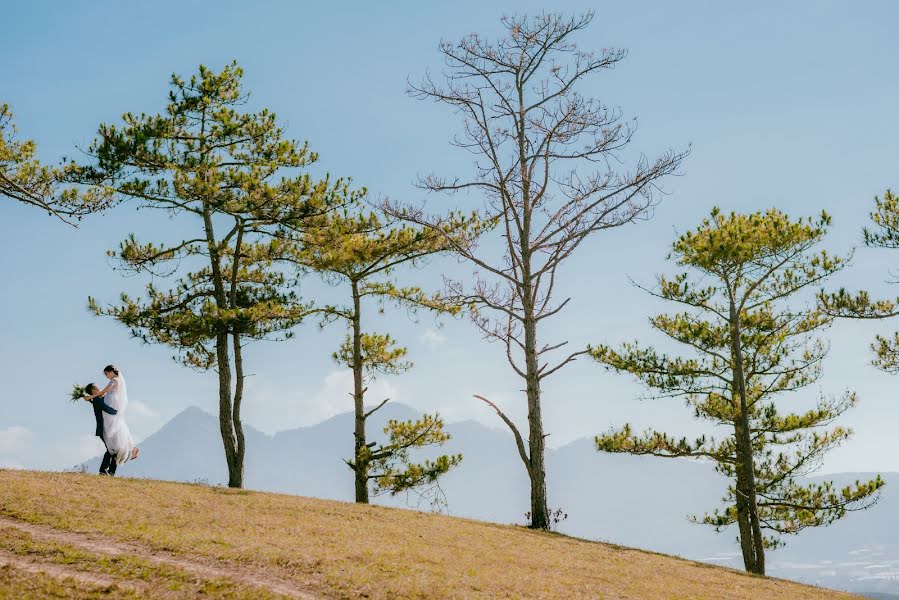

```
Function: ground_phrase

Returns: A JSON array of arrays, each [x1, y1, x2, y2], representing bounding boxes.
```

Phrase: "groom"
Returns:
[[84, 383, 118, 476]]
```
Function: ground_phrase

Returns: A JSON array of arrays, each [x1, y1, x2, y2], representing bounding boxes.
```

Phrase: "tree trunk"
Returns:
[[523, 305, 549, 529], [202, 200, 242, 489], [515, 77, 550, 530], [729, 298, 764, 574], [227, 221, 246, 489], [215, 332, 241, 488], [733, 420, 758, 573], [231, 332, 246, 488], [351, 280, 369, 504]]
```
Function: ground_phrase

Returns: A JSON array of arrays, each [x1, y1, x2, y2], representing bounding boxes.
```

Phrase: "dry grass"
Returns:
[[0, 469, 860, 599], [0, 524, 281, 598], [0, 563, 138, 600]]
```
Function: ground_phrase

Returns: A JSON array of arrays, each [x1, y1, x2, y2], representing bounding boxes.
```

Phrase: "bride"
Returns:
[[85, 364, 140, 463]]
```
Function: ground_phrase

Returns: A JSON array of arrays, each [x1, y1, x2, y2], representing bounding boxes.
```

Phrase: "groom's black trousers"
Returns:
[[100, 451, 117, 475], [92, 395, 118, 475]]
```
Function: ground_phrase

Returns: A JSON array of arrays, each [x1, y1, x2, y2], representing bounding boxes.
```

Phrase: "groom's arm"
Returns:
[[97, 396, 117, 415]]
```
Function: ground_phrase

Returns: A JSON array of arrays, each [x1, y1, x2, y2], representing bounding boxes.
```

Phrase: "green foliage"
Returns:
[[0, 104, 106, 222], [67, 62, 361, 487], [334, 332, 411, 376], [70, 384, 87, 403], [0, 104, 53, 203], [285, 208, 468, 377], [355, 413, 462, 497], [291, 209, 468, 279], [88, 242, 309, 370], [288, 208, 468, 318], [820, 189, 899, 372], [864, 189, 899, 248], [72, 62, 354, 369], [590, 208, 882, 555], [280, 207, 469, 500]]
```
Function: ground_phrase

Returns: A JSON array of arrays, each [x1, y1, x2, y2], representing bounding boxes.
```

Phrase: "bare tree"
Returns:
[[386, 13, 687, 529]]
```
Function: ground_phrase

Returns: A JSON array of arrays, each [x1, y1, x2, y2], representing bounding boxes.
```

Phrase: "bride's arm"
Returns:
[[85, 380, 115, 399]]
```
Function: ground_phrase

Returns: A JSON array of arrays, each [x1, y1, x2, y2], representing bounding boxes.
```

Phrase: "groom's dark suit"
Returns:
[[92, 396, 118, 475]]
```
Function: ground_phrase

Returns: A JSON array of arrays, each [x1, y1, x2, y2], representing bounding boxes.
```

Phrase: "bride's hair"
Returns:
[[103, 365, 119, 376]]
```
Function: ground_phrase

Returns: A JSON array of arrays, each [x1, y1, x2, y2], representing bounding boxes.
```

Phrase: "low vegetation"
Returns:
[[0, 470, 859, 599]]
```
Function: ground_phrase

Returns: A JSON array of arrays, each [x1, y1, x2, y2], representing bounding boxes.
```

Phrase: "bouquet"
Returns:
[[70, 384, 87, 403]]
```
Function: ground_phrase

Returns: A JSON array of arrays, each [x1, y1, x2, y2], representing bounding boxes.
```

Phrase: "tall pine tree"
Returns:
[[590, 208, 882, 575], [71, 63, 358, 487]]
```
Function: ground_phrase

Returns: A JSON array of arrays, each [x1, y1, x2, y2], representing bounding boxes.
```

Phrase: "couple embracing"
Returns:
[[82, 364, 140, 475]]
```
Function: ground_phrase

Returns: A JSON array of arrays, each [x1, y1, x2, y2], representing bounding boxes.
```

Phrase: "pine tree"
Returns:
[[820, 189, 899, 371], [284, 209, 465, 504], [590, 208, 883, 575], [1, 103, 105, 222], [385, 12, 687, 530], [70, 63, 358, 487]]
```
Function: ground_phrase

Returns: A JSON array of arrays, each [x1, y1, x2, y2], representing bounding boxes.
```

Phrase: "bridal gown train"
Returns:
[[102, 374, 136, 464]]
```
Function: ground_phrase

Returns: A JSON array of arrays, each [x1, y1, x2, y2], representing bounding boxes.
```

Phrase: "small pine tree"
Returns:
[[590, 208, 883, 575], [284, 209, 466, 503]]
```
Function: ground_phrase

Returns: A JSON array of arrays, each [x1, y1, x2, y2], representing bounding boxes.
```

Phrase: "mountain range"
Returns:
[[79, 403, 899, 598]]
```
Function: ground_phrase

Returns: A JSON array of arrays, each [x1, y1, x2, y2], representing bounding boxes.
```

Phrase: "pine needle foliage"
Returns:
[[1, 103, 107, 223], [69, 62, 360, 488], [590, 208, 883, 575], [820, 189, 899, 372], [283, 208, 467, 502]]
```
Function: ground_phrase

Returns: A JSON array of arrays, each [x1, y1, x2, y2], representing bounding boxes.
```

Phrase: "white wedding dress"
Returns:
[[102, 374, 136, 464]]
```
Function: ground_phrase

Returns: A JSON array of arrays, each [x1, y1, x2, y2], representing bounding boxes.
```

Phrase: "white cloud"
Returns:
[[47, 432, 110, 469], [304, 370, 400, 425], [420, 328, 448, 349], [0, 426, 33, 454], [0, 425, 34, 468], [411, 387, 527, 434], [70, 434, 106, 464], [241, 369, 401, 434], [128, 400, 157, 419]]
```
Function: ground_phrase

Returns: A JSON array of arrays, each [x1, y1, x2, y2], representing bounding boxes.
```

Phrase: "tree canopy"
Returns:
[[590, 208, 883, 574], [71, 62, 359, 487]]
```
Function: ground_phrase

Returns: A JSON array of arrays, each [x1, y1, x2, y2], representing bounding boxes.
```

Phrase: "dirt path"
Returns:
[[0, 515, 322, 599], [0, 548, 144, 592]]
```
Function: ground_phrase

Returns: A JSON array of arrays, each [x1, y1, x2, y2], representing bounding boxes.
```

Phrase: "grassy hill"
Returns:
[[0, 470, 859, 599]]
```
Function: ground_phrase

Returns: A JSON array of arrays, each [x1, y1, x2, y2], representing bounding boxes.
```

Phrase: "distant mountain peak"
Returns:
[[173, 405, 211, 420]]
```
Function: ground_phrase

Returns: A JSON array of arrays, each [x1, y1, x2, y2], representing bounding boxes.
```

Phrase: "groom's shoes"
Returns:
[[100, 451, 116, 475]]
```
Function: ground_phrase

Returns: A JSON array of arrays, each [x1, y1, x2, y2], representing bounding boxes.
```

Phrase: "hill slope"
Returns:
[[76, 405, 899, 596], [0, 470, 859, 599]]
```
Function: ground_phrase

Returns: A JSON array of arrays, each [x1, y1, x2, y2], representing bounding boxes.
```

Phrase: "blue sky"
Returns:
[[2, 1, 898, 474]]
